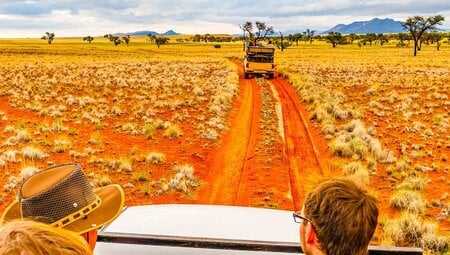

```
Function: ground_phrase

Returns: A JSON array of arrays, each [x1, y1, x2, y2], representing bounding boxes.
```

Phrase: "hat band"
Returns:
[[51, 196, 102, 229]]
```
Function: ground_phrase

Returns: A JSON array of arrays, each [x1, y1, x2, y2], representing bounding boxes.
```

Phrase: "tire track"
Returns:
[[199, 63, 259, 205], [270, 75, 323, 211]]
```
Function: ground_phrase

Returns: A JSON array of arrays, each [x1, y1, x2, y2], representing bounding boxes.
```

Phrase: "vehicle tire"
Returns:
[[244, 72, 250, 79], [268, 73, 274, 79]]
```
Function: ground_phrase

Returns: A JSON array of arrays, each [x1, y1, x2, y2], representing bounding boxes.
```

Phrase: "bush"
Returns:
[[132, 171, 150, 182], [390, 189, 425, 214], [382, 212, 423, 247], [383, 213, 449, 254], [144, 124, 156, 139], [145, 152, 166, 164], [164, 124, 183, 138], [213, 44, 221, 48], [341, 161, 370, 187], [396, 177, 430, 191]]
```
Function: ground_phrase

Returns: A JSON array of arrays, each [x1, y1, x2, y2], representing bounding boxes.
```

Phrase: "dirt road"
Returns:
[[200, 63, 325, 211]]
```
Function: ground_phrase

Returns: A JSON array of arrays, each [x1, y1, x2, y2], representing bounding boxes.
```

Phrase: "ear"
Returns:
[[306, 223, 316, 244]]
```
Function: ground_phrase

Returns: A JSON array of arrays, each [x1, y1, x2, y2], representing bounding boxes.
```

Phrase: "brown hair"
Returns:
[[304, 177, 378, 255], [0, 220, 92, 255]]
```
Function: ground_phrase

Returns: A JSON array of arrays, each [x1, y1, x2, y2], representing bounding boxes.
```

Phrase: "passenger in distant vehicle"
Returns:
[[0, 163, 125, 251], [266, 40, 275, 48], [294, 177, 378, 255], [246, 40, 256, 54], [0, 220, 92, 255]]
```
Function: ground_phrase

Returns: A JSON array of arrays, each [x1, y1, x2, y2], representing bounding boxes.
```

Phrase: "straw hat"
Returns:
[[1, 163, 124, 234]]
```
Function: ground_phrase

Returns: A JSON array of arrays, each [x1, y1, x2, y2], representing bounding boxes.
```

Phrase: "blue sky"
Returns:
[[0, 0, 449, 37]]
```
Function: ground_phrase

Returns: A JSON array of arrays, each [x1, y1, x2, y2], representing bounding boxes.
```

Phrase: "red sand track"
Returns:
[[270, 76, 323, 210], [199, 63, 327, 211], [198, 71, 260, 205]]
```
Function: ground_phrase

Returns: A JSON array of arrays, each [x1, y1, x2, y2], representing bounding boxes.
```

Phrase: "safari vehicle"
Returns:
[[95, 204, 423, 255], [244, 46, 275, 79]]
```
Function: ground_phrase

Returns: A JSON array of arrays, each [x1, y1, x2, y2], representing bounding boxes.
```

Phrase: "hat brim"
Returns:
[[1, 184, 124, 234]]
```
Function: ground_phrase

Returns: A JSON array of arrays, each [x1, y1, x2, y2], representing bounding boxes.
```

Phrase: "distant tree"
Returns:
[[362, 33, 377, 46], [402, 15, 445, 56], [241, 21, 274, 44], [278, 31, 284, 51], [348, 33, 358, 44], [325, 32, 346, 48], [113, 38, 122, 46], [304, 29, 315, 44], [396, 32, 411, 47], [122, 35, 130, 45], [155, 37, 169, 48], [239, 21, 253, 51], [192, 34, 201, 42], [41, 32, 55, 44], [147, 34, 156, 43], [425, 32, 444, 50], [104, 34, 121, 46], [292, 33, 303, 46], [83, 36, 94, 44], [205, 34, 212, 43], [377, 33, 389, 46], [103, 34, 122, 46]]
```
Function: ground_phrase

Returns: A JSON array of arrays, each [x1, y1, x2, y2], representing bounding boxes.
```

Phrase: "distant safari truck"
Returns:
[[244, 46, 275, 79]]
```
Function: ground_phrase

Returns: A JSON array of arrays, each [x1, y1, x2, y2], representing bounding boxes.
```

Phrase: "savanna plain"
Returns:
[[0, 36, 449, 254]]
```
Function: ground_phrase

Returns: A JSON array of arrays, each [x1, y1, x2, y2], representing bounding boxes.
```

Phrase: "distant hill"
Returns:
[[162, 30, 180, 36], [113, 30, 180, 36], [322, 18, 406, 34]]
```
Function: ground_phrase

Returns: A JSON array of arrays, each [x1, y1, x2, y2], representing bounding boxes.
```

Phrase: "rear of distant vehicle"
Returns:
[[244, 46, 275, 79]]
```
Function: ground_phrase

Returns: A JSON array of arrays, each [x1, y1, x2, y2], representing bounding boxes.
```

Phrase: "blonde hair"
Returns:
[[0, 220, 92, 255]]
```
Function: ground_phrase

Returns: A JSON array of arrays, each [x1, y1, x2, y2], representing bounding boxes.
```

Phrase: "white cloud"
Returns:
[[0, 0, 449, 37]]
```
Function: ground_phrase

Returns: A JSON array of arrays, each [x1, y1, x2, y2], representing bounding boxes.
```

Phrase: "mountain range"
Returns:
[[321, 18, 406, 34], [113, 29, 180, 36], [114, 17, 447, 37], [282, 18, 409, 35]]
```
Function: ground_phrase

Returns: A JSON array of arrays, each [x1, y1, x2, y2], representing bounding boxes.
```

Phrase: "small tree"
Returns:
[[241, 21, 274, 44], [104, 34, 121, 46], [83, 36, 94, 44], [362, 33, 377, 46], [396, 32, 411, 47], [239, 21, 253, 51], [113, 38, 122, 46], [155, 37, 169, 48], [304, 29, 315, 44], [292, 33, 303, 46], [326, 32, 345, 48], [426, 32, 444, 50], [203, 33, 210, 43], [41, 32, 55, 44], [377, 33, 389, 46], [347, 33, 358, 44], [191, 34, 201, 42], [278, 31, 284, 51], [402, 15, 445, 56], [147, 34, 156, 43], [122, 35, 130, 45]]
